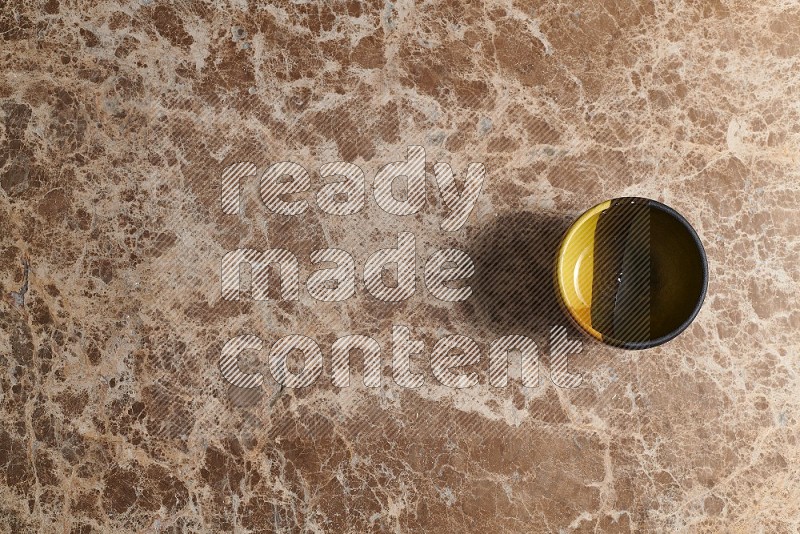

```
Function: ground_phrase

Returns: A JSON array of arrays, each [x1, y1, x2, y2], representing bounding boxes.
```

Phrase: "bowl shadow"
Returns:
[[465, 211, 587, 349]]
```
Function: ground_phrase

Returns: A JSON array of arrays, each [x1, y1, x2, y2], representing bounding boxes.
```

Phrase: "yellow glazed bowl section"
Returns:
[[556, 200, 611, 343]]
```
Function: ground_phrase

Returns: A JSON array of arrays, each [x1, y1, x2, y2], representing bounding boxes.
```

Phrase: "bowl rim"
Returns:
[[556, 197, 708, 350]]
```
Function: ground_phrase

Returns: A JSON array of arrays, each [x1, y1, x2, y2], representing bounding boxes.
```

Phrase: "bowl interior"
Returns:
[[557, 198, 707, 349]]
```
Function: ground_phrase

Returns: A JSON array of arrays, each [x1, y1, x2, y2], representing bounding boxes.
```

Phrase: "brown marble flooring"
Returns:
[[1, 0, 799, 532]]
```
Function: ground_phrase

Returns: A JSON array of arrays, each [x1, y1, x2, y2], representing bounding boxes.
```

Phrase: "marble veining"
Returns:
[[1, 0, 799, 532]]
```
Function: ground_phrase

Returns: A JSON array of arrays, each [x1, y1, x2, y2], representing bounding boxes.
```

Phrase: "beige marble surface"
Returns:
[[1, 0, 799, 532]]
